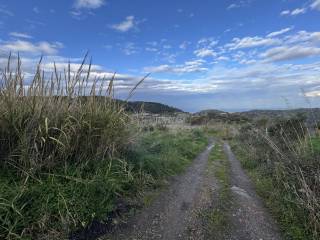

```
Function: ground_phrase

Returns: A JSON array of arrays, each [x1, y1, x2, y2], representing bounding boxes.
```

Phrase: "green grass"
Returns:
[[0, 129, 207, 239], [311, 136, 320, 154], [130, 129, 208, 178], [204, 142, 231, 234]]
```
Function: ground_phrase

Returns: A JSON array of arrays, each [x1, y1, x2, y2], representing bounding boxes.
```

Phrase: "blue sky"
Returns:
[[1, 0, 320, 112]]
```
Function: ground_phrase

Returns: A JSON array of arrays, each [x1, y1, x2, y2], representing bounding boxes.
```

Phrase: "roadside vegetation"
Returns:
[[232, 117, 320, 239], [0, 56, 207, 239]]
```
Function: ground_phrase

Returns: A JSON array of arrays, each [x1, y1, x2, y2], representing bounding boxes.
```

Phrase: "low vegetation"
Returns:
[[232, 118, 320, 239], [0, 56, 207, 239], [204, 142, 231, 235]]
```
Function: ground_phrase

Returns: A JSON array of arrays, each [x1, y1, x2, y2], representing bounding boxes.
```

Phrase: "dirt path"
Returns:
[[223, 142, 282, 240], [105, 140, 216, 240], [102, 140, 282, 240]]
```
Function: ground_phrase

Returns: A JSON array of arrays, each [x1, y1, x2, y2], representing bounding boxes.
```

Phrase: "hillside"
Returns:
[[191, 109, 249, 124], [121, 101, 184, 114], [195, 109, 227, 116], [191, 108, 320, 126], [238, 108, 320, 126], [77, 97, 184, 114]]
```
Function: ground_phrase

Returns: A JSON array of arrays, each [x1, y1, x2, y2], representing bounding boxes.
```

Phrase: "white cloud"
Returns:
[[219, 30, 320, 64], [291, 8, 306, 15], [267, 27, 293, 38], [194, 48, 217, 58], [227, 3, 239, 10], [9, 32, 33, 39], [0, 7, 14, 16], [144, 59, 207, 74], [226, 36, 280, 50], [197, 38, 218, 48], [0, 40, 63, 55], [122, 42, 137, 55], [179, 41, 190, 50], [217, 56, 230, 61], [261, 46, 320, 62], [161, 53, 176, 64], [280, 10, 290, 16], [240, 59, 256, 64], [227, 1, 252, 10], [111, 16, 136, 32], [204, 62, 320, 94], [33, 7, 40, 14], [145, 47, 158, 52], [194, 38, 218, 58], [305, 90, 320, 97], [144, 64, 170, 73], [70, 10, 82, 18], [281, 8, 306, 16], [311, 0, 320, 10], [74, 0, 105, 9], [41, 62, 102, 72], [147, 41, 158, 47], [284, 31, 320, 44]]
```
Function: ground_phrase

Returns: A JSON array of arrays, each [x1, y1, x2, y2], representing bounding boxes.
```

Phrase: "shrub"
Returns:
[[235, 118, 320, 239], [0, 55, 133, 239]]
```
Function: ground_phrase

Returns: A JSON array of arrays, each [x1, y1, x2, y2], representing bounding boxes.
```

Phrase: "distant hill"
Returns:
[[195, 109, 227, 116], [121, 101, 184, 114], [192, 108, 320, 126], [75, 97, 184, 115], [234, 108, 320, 129], [191, 109, 249, 124], [238, 108, 320, 122]]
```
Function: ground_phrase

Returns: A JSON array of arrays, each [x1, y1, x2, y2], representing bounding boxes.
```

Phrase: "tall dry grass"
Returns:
[[0, 54, 132, 172], [236, 118, 320, 239], [0, 54, 138, 239]]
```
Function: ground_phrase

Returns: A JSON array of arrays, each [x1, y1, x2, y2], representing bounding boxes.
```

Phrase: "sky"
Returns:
[[0, 0, 320, 112]]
